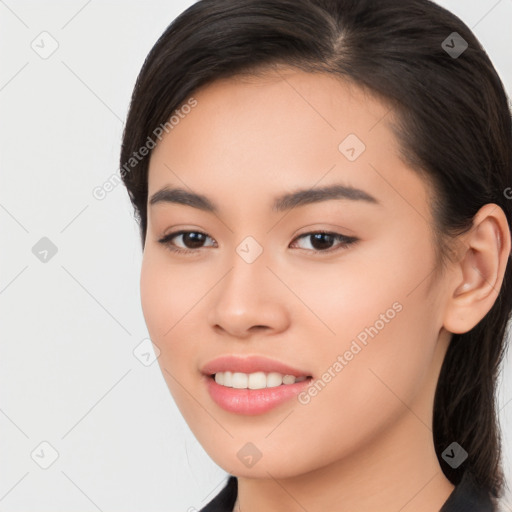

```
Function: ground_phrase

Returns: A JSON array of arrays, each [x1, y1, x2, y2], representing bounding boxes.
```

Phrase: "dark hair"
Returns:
[[120, 0, 512, 505]]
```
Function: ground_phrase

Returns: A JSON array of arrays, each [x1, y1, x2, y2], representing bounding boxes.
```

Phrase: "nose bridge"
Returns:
[[208, 234, 289, 336], [235, 234, 266, 267], [221, 234, 270, 301]]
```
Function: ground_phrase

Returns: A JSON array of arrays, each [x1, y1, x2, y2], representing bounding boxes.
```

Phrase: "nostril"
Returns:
[[250, 325, 269, 332]]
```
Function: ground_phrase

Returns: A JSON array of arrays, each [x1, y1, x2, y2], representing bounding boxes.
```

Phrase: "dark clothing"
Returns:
[[439, 472, 494, 512], [199, 476, 237, 512], [199, 471, 494, 511]]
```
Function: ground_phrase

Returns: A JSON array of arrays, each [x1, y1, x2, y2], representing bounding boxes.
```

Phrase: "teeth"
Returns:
[[213, 371, 308, 389], [232, 372, 248, 389], [248, 371, 266, 389], [282, 374, 296, 385], [266, 372, 283, 388]]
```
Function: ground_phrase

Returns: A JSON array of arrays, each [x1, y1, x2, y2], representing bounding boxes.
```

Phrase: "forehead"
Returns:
[[150, 69, 392, 171], [147, 68, 432, 223], [170, 68, 394, 147]]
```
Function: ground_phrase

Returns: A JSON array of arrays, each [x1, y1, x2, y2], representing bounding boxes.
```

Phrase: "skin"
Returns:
[[140, 67, 511, 512]]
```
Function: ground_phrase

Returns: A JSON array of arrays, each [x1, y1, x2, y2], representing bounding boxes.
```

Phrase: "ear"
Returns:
[[443, 203, 511, 335]]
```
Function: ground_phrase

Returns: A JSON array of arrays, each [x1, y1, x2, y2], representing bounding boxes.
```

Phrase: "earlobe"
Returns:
[[443, 204, 511, 334]]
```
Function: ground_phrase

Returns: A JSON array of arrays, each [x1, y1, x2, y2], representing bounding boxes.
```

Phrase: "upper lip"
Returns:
[[201, 355, 312, 378]]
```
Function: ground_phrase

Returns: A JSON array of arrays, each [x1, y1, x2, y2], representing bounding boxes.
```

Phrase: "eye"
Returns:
[[289, 231, 358, 254], [157, 230, 216, 255], [157, 230, 358, 255]]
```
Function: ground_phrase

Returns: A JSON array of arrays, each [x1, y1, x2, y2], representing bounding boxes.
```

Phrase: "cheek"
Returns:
[[140, 251, 203, 340], [266, 299, 439, 477], [139, 253, 203, 408], [294, 242, 439, 434], [140, 254, 171, 339], [139, 250, 220, 405], [139, 252, 198, 392]]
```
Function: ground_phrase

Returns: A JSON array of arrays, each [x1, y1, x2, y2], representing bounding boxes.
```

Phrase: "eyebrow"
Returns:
[[148, 183, 380, 213]]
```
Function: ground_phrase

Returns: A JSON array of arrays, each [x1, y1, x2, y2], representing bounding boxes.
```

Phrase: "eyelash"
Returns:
[[157, 230, 358, 256]]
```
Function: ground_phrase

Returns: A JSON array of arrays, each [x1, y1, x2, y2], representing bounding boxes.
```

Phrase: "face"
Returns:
[[141, 68, 450, 478]]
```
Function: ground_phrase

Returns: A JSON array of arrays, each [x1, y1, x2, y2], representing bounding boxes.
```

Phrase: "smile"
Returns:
[[212, 371, 308, 389], [201, 355, 313, 414]]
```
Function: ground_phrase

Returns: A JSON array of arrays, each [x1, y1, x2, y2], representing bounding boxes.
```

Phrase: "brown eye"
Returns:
[[158, 230, 358, 256], [158, 230, 216, 254], [290, 231, 358, 254]]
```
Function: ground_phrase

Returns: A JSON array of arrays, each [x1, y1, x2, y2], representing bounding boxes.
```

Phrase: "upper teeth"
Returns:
[[214, 371, 307, 389]]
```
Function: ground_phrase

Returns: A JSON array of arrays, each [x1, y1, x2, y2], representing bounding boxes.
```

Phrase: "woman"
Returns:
[[120, 0, 512, 510]]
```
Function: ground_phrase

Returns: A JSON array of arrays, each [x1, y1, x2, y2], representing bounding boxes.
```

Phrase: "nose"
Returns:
[[207, 252, 290, 339]]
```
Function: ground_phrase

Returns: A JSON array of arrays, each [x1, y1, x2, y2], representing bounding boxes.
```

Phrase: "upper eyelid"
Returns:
[[161, 230, 215, 241]]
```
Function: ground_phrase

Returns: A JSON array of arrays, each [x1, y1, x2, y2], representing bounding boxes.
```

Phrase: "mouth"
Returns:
[[208, 371, 311, 390], [200, 355, 313, 415]]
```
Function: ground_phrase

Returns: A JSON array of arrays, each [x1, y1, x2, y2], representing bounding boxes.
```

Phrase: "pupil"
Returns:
[[184, 232, 205, 248], [311, 233, 334, 250]]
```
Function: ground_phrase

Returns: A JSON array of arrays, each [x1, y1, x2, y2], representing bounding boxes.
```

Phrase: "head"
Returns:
[[120, 0, 512, 502]]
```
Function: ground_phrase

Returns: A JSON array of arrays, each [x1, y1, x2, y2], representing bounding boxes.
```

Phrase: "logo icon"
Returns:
[[338, 134, 366, 162], [236, 236, 263, 264], [31, 31, 59, 60], [442, 32, 468, 59], [31, 441, 59, 469], [32, 237, 58, 263], [133, 338, 160, 366], [237, 442, 263, 468], [442, 441, 468, 469]]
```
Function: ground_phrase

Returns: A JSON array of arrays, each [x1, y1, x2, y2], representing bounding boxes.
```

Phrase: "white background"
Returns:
[[1, 1, 511, 510]]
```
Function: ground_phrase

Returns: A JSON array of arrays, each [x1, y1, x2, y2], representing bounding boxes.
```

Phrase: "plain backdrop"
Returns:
[[1, 1, 511, 511]]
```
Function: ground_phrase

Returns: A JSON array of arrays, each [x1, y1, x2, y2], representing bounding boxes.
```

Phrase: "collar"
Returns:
[[200, 471, 494, 511]]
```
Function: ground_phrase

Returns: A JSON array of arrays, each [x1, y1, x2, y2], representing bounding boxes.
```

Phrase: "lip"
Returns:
[[201, 355, 311, 378], [201, 355, 313, 415], [204, 375, 312, 415]]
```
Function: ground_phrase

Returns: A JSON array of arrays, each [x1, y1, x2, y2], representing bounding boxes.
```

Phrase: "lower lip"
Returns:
[[204, 375, 312, 415]]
